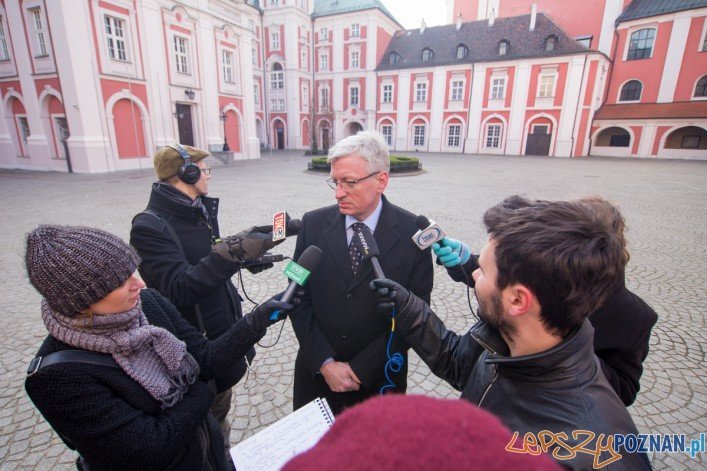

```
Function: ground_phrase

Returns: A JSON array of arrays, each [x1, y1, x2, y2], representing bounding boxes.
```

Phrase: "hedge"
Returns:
[[308, 155, 421, 173]]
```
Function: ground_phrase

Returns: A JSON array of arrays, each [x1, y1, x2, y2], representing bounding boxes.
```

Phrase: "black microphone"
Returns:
[[351, 227, 385, 279], [269, 245, 323, 320], [412, 215, 445, 249]]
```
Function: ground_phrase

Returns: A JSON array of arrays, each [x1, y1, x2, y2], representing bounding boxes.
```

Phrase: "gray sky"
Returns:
[[382, 0, 448, 30]]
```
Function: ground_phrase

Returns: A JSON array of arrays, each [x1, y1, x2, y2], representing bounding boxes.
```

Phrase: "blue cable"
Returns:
[[379, 311, 405, 395]]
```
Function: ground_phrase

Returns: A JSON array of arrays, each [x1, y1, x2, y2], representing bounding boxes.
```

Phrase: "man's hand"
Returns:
[[369, 278, 411, 316], [432, 237, 471, 268], [213, 226, 285, 263], [320, 361, 361, 393]]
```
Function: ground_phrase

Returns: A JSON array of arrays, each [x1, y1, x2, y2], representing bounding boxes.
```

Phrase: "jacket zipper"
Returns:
[[477, 365, 498, 407]]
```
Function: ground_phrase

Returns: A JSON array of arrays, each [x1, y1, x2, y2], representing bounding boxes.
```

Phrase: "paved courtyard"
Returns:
[[0, 150, 705, 469]]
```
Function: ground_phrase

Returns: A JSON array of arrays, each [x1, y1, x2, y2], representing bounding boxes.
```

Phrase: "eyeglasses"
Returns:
[[326, 172, 380, 191], [201, 167, 212, 176]]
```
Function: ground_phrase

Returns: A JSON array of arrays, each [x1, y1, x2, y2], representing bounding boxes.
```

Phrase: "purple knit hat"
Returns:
[[25, 225, 141, 316]]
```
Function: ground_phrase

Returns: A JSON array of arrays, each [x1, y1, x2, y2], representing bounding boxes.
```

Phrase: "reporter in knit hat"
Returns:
[[153, 144, 209, 181], [284, 395, 560, 470], [25, 224, 141, 317]]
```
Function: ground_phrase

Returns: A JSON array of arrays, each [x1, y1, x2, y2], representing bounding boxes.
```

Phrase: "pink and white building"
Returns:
[[0, 0, 704, 173]]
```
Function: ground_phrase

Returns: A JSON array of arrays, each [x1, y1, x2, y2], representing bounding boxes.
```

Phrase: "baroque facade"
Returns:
[[0, 0, 705, 173]]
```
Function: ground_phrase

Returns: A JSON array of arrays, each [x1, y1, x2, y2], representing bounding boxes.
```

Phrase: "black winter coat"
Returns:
[[25, 289, 264, 470], [447, 258, 658, 406], [289, 196, 433, 415], [131, 184, 254, 391], [393, 294, 651, 470]]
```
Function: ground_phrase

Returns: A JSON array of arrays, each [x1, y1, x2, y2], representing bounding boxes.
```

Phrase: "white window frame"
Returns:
[[320, 53, 329, 71], [104, 15, 127, 61], [0, 15, 10, 61], [302, 86, 309, 106], [301, 49, 308, 70], [485, 123, 502, 149], [623, 26, 657, 61], [254, 84, 260, 105], [30, 8, 47, 57], [271, 31, 280, 50], [270, 64, 284, 89], [447, 124, 461, 147], [173, 35, 189, 75], [349, 85, 359, 107], [415, 82, 427, 102], [252, 47, 257, 66], [350, 50, 359, 69], [320, 27, 328, 41], [699, 20, 707, 52], [320, 87, 330, 111], [617, 79, 643, 102], [351, 23, 360, 37], [490, 77, 506, 100], [450, 80, 463, 101], [538, 74, 555, 98], [413, 124, 426, 147], [382, 84, 393, 104], [222, 49, 235, 83], [381, 124, 393, 145]]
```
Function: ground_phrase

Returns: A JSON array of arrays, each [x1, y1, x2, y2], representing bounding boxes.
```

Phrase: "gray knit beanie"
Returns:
[[25, 225, 141, 316]]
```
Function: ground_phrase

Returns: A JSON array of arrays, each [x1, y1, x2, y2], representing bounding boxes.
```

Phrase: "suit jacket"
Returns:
[[290, 195, 433, 414]]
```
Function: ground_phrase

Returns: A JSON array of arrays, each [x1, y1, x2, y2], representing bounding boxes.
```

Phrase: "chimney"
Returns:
[[456, 12, 462, 31], [530, 3, 537, 31], [420, 18, 426, 34], [488, 8, 495, 27]]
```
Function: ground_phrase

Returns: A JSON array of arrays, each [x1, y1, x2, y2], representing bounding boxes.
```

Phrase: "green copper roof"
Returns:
[[313, 0, 402, 27]]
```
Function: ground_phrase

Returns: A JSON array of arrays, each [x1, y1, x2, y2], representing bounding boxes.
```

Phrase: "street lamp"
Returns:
[[219, 112, 230, 152]]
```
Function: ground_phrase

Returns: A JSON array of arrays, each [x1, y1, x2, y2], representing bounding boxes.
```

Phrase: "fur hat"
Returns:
[[284, 395, 560, 470], [153, 145, 209, 180], [25, 225, 141, 316]]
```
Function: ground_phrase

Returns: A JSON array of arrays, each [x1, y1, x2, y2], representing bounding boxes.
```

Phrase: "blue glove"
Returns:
[[432, 237, 471, 268]]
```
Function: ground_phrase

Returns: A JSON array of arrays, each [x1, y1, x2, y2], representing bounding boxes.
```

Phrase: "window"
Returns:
[[413, 125, 425, 146], [351, 23, 360, 37], [104, 16, 127, 61], [0, 15, 10, 61], [456, 44, 468, 59], [681, 135, 701, 149], [18, 116, 30, 144], [270, 63, 283, 89], [270, 99, 285, 111], [499, 40, 509, 56], [447, 124, 461, 147], [252, 47, 257, 65], [575, 35, 592, 49], [350, 86, 359, 106], [694, 76, 707, 97], [301, 50, 308, 69], [320, 87, 329, 111], [610, 134, 630, 147], [491, 78, 505, 100], [271, 31, 280, 50], [627, 28, 655, 60], [382, 84, 392, 103], [302, 87, 309, 105], [173, 36, 189, 74], [389, 52, 400, 65], [350, 50, 359, 68], [381, 125, 392, 145], [320, 54, 328, 71], [415, 82, 427, 102], [320, 28, 328, 40], [485, 124, 501, 148], [254, 84, 259, 105], [222, 50, 235, 83], [451, 80, 463, 101], [538, 75, 555, 98], [619, 80, 642, 101], [545, 35, 556, 52], [31, 9, 47, 56], [422, 48, 433, 62]]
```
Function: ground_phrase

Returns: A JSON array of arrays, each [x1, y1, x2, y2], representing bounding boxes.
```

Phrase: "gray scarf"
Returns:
[[41, 298, 200, 409], [153, 181, 209, 221]]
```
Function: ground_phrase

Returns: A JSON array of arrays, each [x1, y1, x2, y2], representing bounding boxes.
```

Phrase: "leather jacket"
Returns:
[[394, 294, 651, 470]]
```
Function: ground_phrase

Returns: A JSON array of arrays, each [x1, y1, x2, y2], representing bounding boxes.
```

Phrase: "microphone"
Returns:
[[272, 211, 303, 241], [269, 245, 323, 320], [351, 226, 385, 279], [411, 215, 445, 249]]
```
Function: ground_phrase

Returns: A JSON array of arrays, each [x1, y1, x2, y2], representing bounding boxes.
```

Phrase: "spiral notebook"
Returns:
[[230, 397, 335, 471]]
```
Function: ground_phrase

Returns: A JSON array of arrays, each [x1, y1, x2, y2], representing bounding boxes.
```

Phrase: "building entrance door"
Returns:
[[525, 126, 551, 156], [176, 104, 194, 146]]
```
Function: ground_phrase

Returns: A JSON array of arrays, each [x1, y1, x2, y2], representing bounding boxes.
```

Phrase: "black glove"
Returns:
[[213, 226, 285, 263], [244, 289, 304, 332], [369, 279, 411, 317]]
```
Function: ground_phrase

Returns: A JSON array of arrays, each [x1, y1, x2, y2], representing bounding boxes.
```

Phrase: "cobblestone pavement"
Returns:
[[0, 151, 705, 470]]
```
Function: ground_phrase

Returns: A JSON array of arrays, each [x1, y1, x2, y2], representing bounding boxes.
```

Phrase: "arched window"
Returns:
[[627, 28, 655, 60], [389, 52, 400, 65], [544, 35, 557, 52], [499, 40, 509, 56], [619, 80, 642, 102], [421, 48, 434, 62], [270, 62, 283, 89], [694, 76, 707, 97], [456, 44, 468, 59]]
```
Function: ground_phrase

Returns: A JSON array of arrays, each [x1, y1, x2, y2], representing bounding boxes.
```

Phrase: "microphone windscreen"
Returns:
[[415, 215, 430, 230], [287, 218, 303, 236], [297, 245, 323, 272], [353, 227, 381, 258]]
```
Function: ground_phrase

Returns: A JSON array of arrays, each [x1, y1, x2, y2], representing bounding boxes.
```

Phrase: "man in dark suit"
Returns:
[[290, 131, 433, 415]]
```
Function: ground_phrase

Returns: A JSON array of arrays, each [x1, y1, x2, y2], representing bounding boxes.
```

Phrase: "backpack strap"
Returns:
[[27, 350, 119, 376], [133, 208, 185, 254]]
